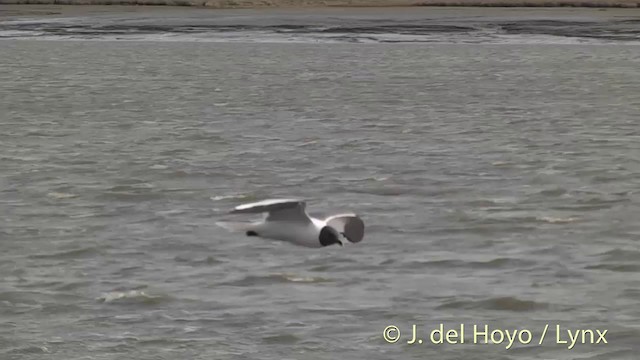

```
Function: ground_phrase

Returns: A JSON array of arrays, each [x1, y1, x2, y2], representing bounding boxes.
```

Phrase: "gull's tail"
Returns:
[[215, 221, 256, 233]]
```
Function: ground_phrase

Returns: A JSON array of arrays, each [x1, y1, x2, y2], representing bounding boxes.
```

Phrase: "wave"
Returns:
[[28, 246, 100, 259], [404, 257, 537, 270], [585, 263, 640, 272], [97, 290, 169, 304], [261, 333, 301, 345], [221, 273, 332, 286], [437, 296, 560, 312], [597, 248, 640, 262]]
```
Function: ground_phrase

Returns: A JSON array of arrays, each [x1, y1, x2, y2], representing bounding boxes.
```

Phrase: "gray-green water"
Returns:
[[1, 7, 640, 360]]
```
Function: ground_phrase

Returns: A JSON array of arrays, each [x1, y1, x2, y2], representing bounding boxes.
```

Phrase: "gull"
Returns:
[[216, 199, 365, 248]]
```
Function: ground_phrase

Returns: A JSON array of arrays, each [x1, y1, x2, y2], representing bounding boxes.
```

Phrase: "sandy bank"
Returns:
[[0, 0, 639, 7]]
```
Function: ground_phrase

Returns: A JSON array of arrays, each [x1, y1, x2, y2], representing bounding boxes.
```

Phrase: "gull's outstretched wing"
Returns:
[[230, 199, 310, 223], [325, 213, 365, 243]]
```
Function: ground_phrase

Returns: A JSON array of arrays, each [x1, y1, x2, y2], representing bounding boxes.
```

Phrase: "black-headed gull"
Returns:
[[216, 199, 365, 248]]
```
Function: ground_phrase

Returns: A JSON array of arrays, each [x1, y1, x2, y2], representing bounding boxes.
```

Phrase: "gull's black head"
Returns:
[[319, 226, 343, 247]]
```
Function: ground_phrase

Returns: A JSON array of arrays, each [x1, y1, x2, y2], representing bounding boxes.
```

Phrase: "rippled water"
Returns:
[[1, 7, 640, 360]]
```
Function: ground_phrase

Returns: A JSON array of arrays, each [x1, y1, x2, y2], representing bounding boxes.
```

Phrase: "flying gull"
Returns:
[[216, 199, 365, 248]]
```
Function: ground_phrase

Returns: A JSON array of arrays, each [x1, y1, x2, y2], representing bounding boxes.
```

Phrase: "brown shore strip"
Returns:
[[0, 0, 639, 8]]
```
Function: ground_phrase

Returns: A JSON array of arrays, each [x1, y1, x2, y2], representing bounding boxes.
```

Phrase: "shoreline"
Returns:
[[1, 0, 639, 8]]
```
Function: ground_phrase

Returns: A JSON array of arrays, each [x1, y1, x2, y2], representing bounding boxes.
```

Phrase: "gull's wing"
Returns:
[[230, 199, 310, 223], [325, 213, 365, 243]]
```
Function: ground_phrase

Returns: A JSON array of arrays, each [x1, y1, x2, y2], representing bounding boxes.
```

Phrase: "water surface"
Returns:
[[1, 7, 640, 360]]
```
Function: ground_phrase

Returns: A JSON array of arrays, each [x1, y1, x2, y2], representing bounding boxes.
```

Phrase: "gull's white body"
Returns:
[[216, 199, 365, 248], [246, 217, 327, 248]]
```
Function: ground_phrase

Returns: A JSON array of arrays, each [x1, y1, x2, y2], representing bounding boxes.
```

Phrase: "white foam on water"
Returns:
[[0, 30, 45, 38]]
